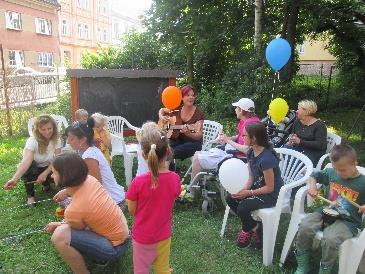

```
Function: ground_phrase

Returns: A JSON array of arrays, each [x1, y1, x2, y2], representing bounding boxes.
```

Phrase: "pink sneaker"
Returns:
[[250, 229, 262, 249], [237, 230, 251, 248]]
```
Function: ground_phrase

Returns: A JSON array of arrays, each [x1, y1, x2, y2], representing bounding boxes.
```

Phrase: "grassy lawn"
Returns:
[[0, 109, 364, 273]]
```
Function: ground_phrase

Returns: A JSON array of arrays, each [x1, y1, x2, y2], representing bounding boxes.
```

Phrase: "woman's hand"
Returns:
[[53, 189, 68, 203], [4, 179, 17, 190], [36, 173, 48, 184], [219, 134, 229, 144], [231, 189, 251, 199], [43, 222, 62, 233], [289, 134, 300, 145], [158, 108, 172, 123]]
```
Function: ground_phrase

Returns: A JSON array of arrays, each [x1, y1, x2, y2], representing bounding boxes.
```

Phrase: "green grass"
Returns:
[[0, 109, 364, 273]]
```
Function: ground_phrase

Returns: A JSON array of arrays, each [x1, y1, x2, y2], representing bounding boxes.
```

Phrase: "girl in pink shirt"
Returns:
[[126, 122, 181, 274]]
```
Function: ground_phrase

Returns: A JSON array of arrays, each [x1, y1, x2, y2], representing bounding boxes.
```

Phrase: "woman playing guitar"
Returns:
[[158, 84, 204, 168]]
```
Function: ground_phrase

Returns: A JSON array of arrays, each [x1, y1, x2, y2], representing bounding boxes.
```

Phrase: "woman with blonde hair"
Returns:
[[4, 115, 61, 206], [286, 100, 327, 165]]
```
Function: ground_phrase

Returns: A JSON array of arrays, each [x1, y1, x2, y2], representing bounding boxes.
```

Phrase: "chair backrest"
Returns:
[[274, 147, 314, 185], [324, 163, 365, 175], [107, 116, 140, 136], [28, 115, 69, 136], [107, 116, 126, 136], [202, 120, 223, 151], [326, 132, 341, 153]]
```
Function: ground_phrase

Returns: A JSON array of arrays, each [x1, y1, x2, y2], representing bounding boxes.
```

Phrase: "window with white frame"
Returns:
[[62, 19, 69, 35], [98, 0, 108, 14], [8, 50, 24, 67], [77, 23, 82, 38], [35, 18, 52, 35], [103, 29, 107, 42], [5, 11, 22, 30], [38, 52, 53, 67], [297, 44, 305, 54], [84, 24, 89, 39], [77, 0, 90, 10]]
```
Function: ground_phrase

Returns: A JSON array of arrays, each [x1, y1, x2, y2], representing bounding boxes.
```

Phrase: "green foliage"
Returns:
[[80, 31, 185, 70]]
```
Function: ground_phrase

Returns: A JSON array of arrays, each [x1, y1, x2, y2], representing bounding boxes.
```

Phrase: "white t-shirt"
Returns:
[[82, 146, 125, 204], [25, 137, 61, 167]]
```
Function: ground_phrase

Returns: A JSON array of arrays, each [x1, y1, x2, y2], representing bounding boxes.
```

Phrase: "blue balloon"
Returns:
[[265, 38, 292, 71]]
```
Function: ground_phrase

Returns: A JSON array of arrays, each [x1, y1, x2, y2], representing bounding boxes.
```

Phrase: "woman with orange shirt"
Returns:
[[43, 153, 129, 273]]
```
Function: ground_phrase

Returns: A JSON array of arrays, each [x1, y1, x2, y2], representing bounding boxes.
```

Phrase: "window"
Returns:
[[8, 50, 24, 67], [84, 25, 89, 39], [35, 18, 52, 35], [77, 23, 82, 38], [5, 11, 22, 30], [38, 53, 53, 67], [297, 44, 305, 54], [62, 19, 69, 35], [77, 0, 90, 10], [98, 0, 108, 14], [103, 29, 107, 42]]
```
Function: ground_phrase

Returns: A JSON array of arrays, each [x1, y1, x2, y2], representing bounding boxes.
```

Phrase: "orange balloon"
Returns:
[[161, 86, 182, 109]]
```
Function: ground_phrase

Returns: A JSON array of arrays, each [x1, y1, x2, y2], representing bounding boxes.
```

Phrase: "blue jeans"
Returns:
[[70, 229, 129, 262], [170, 139, 202, 160]]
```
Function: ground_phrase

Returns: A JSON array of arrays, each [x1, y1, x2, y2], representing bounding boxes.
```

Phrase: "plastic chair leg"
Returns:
[[124, 157, 134, 187], [280, 216, 301, 265], [220, 205, 230, 237], [339, 239, 364, 274], [261, 215, 280, 266]]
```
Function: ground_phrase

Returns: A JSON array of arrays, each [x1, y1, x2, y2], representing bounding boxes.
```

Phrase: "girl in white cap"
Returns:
[[189, 98, 260, 193]]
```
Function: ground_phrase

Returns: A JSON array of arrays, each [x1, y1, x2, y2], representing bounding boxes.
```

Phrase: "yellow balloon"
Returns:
[[269, 98, 289, 124]]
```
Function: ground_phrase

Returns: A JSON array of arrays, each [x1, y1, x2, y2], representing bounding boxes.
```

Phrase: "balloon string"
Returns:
[[271, 72, 280, 100]]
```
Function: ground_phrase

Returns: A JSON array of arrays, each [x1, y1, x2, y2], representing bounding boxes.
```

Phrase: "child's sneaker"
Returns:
[[237, 230, 251, 248], [250, 226, 262, 249]]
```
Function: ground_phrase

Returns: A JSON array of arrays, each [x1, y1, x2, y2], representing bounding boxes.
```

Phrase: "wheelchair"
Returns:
[[187, 111, 297, 215]]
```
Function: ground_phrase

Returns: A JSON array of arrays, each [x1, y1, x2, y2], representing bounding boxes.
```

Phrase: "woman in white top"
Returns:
[[53, 118, 125, 207], [4, 115, 61, 206]]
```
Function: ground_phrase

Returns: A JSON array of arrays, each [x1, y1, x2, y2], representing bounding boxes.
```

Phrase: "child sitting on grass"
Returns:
[[294, 144, 365, 274], [91, 113, 112, 165], [126, 122, 181, 274]]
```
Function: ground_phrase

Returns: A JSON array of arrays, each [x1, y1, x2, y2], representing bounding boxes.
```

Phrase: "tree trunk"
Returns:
[[254, 0, 263, 52], [281, 0, 303, 82], [186, 43, 194, 84]]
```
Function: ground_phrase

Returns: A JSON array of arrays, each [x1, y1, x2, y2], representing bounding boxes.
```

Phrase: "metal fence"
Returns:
[[0, 74, 61, 109]]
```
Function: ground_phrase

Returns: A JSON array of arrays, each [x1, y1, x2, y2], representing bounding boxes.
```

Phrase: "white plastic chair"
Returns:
[[220, 147, 313, 266], [280, 164, 365, 273], [180, 120, 223, 183], [28, 115, 69, 136], [108, 116, 140, 186], [315, 132, 342, 170]]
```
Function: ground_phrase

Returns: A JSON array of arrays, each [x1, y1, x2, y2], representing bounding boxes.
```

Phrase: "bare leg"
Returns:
[[51, 224, 89, 274], [191, 152, 203, 181]]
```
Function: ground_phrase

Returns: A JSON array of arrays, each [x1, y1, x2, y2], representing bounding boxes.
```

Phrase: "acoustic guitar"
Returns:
[[158, 116, 197, 138]]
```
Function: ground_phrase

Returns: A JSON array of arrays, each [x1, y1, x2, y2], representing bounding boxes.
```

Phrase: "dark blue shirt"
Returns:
[[247, 147, 283, 198]]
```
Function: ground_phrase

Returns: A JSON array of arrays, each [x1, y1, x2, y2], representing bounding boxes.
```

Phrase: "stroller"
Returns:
[[188, 110, 297, 215]]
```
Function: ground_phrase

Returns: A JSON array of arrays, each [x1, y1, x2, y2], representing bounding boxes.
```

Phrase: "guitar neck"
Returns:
[[169, 125, 185, 130]]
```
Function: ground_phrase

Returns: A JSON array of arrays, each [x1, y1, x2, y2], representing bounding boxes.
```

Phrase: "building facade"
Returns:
[[297, 39, 336, 65], [111, 10, 143, 45], [59, 0, 112, 68], [0, 0, 60, 71]]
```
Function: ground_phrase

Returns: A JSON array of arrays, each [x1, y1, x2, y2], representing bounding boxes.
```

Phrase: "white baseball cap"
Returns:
[[232, 98, 255, 112]]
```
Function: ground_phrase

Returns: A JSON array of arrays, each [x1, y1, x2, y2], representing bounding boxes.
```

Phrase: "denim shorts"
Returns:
[[70, 229, 129, 262]]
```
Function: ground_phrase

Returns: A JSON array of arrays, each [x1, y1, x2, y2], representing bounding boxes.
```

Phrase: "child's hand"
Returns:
[[4, 179, 17, 189], [232, 189, 250, 199], [308, 185, 318, 198], [358, 205, 365, 214], [43, 222, 62, 233], [53, 189, 68, 203]]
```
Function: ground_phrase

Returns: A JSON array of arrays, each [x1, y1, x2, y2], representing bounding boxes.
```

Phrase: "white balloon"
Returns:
[[219, 158, 249, 194]]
